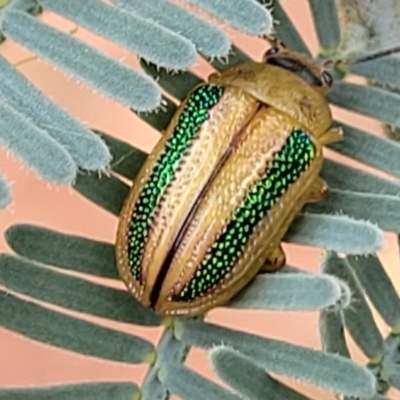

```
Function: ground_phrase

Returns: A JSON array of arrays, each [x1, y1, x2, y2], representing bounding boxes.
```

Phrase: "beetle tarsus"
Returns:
[[259, 245, 286, 273], [319, 126, 343, 145], [307, 177, 329, 202]]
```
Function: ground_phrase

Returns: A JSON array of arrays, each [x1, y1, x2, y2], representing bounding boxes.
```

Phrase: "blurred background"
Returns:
[[0, 0, 399, 398]]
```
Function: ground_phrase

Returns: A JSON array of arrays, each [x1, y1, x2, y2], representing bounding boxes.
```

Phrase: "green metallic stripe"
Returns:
[[175, 129, 316, 301], [128, 85, 225, 280]]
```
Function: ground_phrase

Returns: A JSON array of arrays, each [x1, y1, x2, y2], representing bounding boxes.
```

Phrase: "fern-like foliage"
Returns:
[[0, 0, 400, 399]]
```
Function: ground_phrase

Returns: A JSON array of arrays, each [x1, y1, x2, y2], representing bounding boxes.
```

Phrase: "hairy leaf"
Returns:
[[97, 131, 148, 180], [136, 97, 177, 132], [0, 382, 139, 400], [305, 189, 400, 233], [6, 225, 117, 278], [2, 10, 161, 111], [140, 61, 202, 101], [0, 54, 111, 171], [351, 56, 400, 89], [285, 213, 383, 254], [176, 320, 376, 397], [319, 309, 351, 358], [185, 0, 272, 36], [321, 159, 400, 196], [0, 254, 160, 326], [309, 0, 340, 51], [159, 363, 240, 400], [73, 173, 129, 216], [229, 272, 345, 311], [0, 287, 155, 363], [111, 0, 231, 58], [257, 0, 310, 55], [142, 327, 190, 400], [211, 346, 311, 400], [346, 255, 400, 329], [210, 45, 250, 71], [40, 0, 197, 70], [329, 122, 400, 180], [328, 82, 400, 128], [0, 172, 11, 209], [0, 98, 76, 184], [322, 252, 385, 360]]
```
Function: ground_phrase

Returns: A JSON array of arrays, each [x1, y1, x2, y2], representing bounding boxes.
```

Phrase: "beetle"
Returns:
[[115, 39, 344, 317]]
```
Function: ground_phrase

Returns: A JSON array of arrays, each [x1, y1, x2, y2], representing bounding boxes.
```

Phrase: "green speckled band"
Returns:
[[128, 85, 224, 280], [175, 128, 316, 301]]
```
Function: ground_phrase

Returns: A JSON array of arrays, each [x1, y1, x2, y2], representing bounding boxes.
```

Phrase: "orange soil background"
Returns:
[[0, 1, 399, 399]]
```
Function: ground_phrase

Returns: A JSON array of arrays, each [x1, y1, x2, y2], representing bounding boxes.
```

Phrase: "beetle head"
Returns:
[[263, 40, 332, 95]]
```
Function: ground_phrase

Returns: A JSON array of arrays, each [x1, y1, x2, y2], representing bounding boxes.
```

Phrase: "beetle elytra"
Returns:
[[116, 41, 343, 317]]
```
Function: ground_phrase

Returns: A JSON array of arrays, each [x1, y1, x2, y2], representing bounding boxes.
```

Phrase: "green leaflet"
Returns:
[[211, 347, 310, 400], [0, 254, 160, 326], [0, 98, 76, 184], [176, 320, 376, 398], [346, 255, 400, 329], [328, 82, 400, 128], [319, 309, 351, 358], [2, 10, 161, 111], [0, 383, 139, 400], [0, 286, 155, 363], [112, 0, 231, 58], [159, 363, 240, 400], [40, 0, 197, 70], [308, 0, 340, 51], [0, 172, 11, 208], [305, 189, 400, 233], [185, 0, 272, 36], [322, 252, 385, 360]]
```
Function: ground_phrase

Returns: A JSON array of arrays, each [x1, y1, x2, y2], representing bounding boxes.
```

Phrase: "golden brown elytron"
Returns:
[[116, 42, 343, 317]]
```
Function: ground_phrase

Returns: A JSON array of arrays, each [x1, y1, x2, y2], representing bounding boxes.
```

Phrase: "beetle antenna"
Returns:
[[263, 34, 278, 48], [324, 45, 400, 68], [350, 45, 400, 64], [262, 34, 286, 50]]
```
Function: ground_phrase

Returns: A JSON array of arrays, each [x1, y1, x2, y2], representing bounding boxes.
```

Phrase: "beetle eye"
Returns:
[[265, 47, 280, 56], [321, 70, 333, 87]]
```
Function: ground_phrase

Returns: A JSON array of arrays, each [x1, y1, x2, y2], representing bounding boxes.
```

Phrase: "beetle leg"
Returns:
[[319, 126, 344, 145], [259, 245, 286, 273], [208, 72, 220, 83], [306, 177, 329, 202]]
